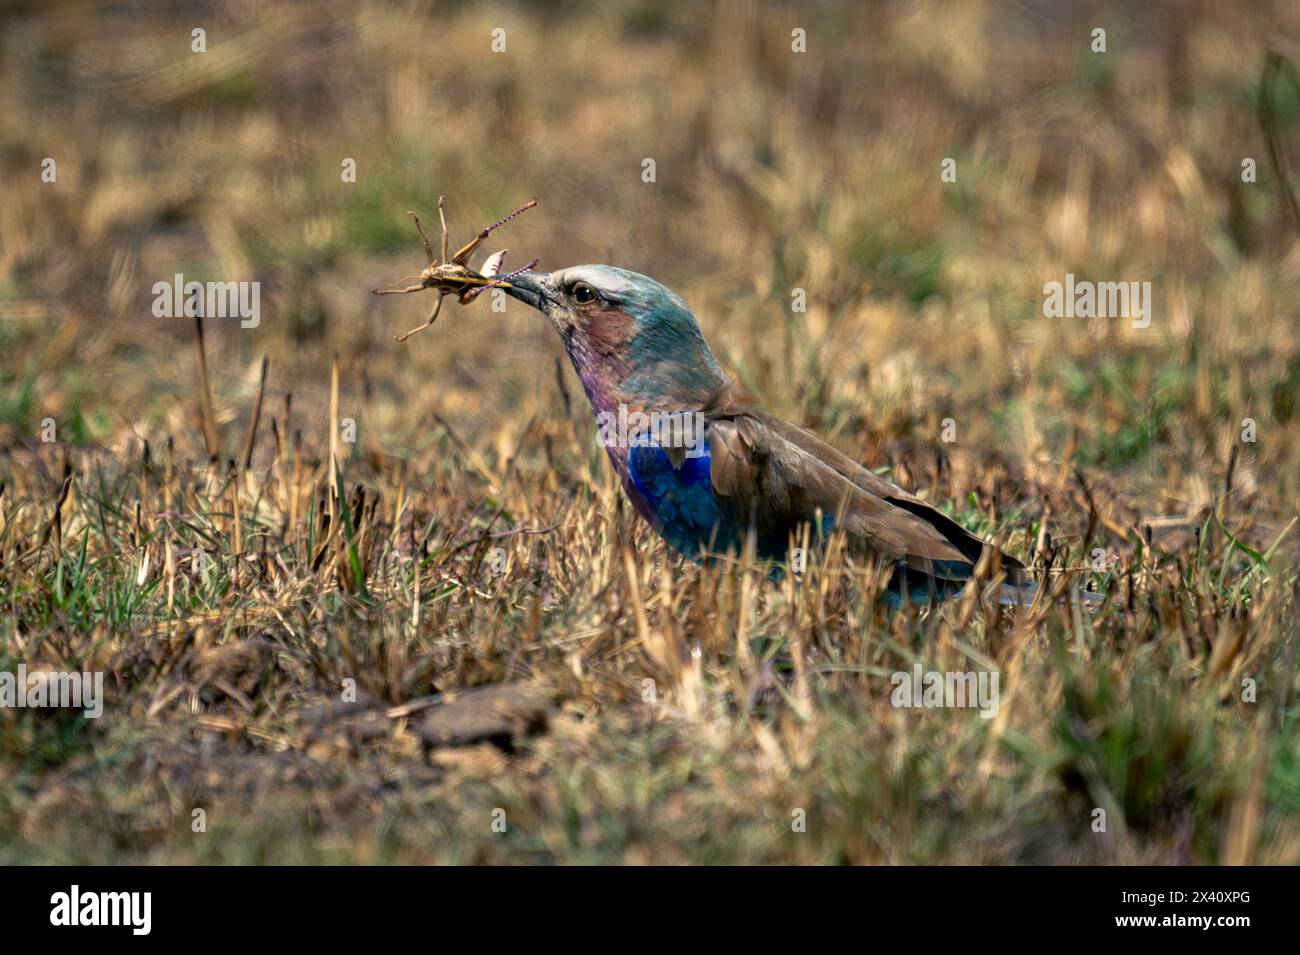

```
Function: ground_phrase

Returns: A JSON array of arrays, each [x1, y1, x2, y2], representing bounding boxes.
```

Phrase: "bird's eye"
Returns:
[[572, 283, 598, 305]]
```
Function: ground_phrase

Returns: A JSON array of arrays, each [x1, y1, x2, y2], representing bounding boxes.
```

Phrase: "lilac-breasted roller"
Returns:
[[503, 265, 1043, 606]]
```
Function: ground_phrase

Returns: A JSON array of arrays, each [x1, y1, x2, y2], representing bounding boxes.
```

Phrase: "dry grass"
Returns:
[[0, 0, 1297, 863]]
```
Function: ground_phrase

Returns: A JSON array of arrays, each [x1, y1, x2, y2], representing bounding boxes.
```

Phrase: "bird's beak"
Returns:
[[501, 269, 556, 314]]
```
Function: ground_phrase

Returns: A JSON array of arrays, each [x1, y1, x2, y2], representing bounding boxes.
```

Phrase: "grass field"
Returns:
[[1, 0, 1298, 864]]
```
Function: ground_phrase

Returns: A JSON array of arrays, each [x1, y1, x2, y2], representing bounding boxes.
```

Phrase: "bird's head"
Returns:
[[504, 265, 727, 406]]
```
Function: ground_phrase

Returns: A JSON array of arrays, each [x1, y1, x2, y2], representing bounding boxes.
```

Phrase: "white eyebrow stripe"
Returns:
[[552, 265, 640, 299]]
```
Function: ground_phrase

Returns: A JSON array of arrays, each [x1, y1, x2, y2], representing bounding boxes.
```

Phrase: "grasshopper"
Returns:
[[371, 195, 539, 342]]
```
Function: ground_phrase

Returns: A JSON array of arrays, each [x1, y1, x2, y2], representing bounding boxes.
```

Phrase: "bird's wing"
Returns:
[[703, 385, 1024, 582]]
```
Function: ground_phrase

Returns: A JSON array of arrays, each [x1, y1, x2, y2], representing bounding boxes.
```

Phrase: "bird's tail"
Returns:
[[998, 580, 1104, 612]]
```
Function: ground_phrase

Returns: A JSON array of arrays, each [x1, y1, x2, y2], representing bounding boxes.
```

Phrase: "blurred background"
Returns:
[[2, 0, 1297, 511], [0, 1, 1298, 864]]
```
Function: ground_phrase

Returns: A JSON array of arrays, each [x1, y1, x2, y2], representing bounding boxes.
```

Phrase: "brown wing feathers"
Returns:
[[702, 383, 1023, 582]]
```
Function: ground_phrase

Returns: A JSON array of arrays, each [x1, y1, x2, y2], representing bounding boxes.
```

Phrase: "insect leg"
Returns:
[[438, 196, 449, 263], [461, 258, 539, 302], [394, 294, 444, 342], [370, 282, 426, 296], [407, 212, 436, 264], [452, 198, 537, 264]]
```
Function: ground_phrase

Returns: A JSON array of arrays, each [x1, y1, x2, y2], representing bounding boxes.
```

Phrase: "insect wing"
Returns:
[[481, 250, 508, 278]]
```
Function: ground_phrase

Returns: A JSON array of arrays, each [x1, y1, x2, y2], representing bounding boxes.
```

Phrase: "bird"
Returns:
[[501, 264, 1065, 607]]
